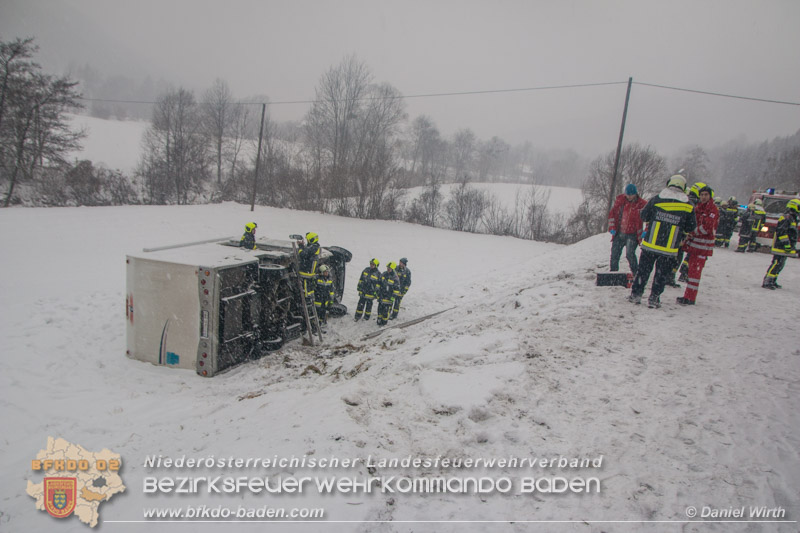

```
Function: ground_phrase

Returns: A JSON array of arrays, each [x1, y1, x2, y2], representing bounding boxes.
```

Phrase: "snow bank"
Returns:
[[0, 203, 797, 532]]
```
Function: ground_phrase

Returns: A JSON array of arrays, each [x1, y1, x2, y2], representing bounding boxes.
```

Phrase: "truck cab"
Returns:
[[748, 189, 800, 250]]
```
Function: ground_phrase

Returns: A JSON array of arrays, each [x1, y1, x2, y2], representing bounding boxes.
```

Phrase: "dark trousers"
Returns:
[[765, 255, 787, 282], [390, 294, 404, 319], [355, 297, 374, 319], [610, 233, 639, 274], [631, 249, 673, 298], [377, 299, 393, 326]]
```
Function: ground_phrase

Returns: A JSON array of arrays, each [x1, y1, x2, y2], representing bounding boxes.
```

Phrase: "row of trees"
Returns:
[[1, 38, 84, 207], [4, 38, 799, 248]]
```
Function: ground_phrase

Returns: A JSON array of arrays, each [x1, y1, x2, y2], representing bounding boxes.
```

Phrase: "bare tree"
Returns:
[[481, 193, 515, 236], [521, 184, 552, 240], [673, 145, 711, 183], [476, 136, 509, 182], [451, 128, 476, 181], [444, 174, 486, 232], [2, 44, 84, 207], [303, 55, 406, 218], [581, 143, 666, 235], [201, 78, 235, 187], [139, 87, 209, 204]]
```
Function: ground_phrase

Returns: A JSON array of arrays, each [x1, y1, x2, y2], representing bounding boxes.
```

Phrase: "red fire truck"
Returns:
[[748, 188, 800, 251]]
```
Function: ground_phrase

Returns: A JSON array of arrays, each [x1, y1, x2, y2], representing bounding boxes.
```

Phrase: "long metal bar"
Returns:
[[142, 236, 235, 253]]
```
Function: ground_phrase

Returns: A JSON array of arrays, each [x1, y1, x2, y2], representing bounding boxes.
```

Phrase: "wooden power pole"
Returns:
[[250, 103, 266, 212], [605, 77, 633, 231]]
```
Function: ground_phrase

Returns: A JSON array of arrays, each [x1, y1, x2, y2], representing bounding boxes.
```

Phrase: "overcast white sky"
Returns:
[[2, 0, 799, 156]]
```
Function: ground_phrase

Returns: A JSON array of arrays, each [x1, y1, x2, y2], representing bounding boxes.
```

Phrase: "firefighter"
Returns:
[[390, 258, 412, 320], [736, 199, 766, 253], [239, 222, 257, 249], [297, 232, 320, 300], [629, 174, 696, 309], [667, 181, 704, 286], [677, 182, 709, 282], [607, 183, 648, 275], [377, 262, 401, 326], [314, 265, 335, 324], [677, 185, 719, 305], [715, 196, 738, 247], [762, 198, 799, 289], [354, 258, 381, 321]]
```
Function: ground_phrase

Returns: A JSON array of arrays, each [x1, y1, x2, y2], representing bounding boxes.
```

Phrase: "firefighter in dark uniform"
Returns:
[[390, 258, 412, 320], [629, 175, 696, 308], [314, 265, 335, 324], [736, 199, 766, 252], [239, 222, 257, 249], [377, 262, 401, 326], [762, 198, 799, 289], [354, 258, 381, 321], [715, 197, 738, 247], [297, 232, 320, 300]]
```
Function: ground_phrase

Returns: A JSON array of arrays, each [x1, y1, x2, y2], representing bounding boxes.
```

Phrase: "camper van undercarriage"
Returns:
[[126, 237, 352, 377]]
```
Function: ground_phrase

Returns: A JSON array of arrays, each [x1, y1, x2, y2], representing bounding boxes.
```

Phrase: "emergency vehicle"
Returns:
[[748, 188, 800, 251]]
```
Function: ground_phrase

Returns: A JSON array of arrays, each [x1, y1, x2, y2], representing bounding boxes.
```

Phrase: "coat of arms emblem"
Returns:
[[44, 477, 77, 518]]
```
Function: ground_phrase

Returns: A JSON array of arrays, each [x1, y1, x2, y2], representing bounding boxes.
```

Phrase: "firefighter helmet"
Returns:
[[370, 258, 379, 267], [387, 261, 397, 270], [667, 175, 686, 191], [689, 182, 707, 198], [399, 257, 408, 265], [305, 232, 319, 244], [787, 198, 800, 214], [245, 222, 257, 233], [318, 264, 329, 274], [698, 185, 714, 199], [754, 198, 763, 207], [728, 196, 737, 204]]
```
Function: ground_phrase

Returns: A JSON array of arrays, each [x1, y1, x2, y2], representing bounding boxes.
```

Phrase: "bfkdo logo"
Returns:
[[44, 478, 77, 519], [27, 437, 127, 528]]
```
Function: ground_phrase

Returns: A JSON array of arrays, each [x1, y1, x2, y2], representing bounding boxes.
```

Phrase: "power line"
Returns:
[[77, 81, 629, 106], [76, 80, 800, 107], [633, 81, 800, 106]]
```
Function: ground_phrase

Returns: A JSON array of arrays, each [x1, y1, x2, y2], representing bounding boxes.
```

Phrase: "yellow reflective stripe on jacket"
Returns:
[[654, 202, 693, 213]]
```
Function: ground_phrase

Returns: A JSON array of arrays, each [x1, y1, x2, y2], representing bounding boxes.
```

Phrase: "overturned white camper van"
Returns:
[[126, 237, 351, 377]]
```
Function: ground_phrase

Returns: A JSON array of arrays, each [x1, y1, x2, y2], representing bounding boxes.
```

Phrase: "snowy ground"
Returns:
[[1, 203, 798, 532]]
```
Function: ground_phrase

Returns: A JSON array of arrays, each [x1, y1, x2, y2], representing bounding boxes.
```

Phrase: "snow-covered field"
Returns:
[[1, 201, 798, 532]]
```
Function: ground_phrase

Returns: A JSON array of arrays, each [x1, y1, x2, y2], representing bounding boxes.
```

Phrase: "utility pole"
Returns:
[[606, 77, 633, 231], [250, 103, 266, 212]]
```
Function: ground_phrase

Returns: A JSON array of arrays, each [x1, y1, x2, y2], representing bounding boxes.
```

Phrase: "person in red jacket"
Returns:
[[608, 183, 648, 274], [676, 185, 719, 305]]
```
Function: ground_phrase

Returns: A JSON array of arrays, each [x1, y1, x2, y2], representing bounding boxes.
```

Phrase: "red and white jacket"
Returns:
[[608, 194, 647, 236], [685, 200, 719, 257]]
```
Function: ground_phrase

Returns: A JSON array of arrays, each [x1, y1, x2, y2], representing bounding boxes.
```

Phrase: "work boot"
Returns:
[[676, 297, 695, 305], [354, 315, 361, 322], [627, 293, 642, 305], [647, 295, 661, 309]]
